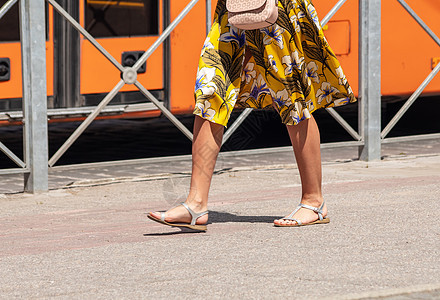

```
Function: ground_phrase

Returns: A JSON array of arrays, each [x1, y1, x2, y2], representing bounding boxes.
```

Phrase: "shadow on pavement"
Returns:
[[143, 211, 281, 236], [208, 211, 279, 224]]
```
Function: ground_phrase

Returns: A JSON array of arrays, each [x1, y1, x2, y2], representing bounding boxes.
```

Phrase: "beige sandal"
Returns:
[[148, 202, 208, 232], [274, 201, 330, 227]]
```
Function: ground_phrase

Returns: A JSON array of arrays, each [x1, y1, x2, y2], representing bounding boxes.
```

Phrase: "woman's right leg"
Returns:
[[149, 115, 224, 224]]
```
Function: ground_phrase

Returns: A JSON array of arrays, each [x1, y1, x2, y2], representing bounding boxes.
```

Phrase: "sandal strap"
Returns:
[[284, 201, 326, 221], [181, 202, 209, 225], [299, 201, 326, 220], [285, 205, 301, 219]]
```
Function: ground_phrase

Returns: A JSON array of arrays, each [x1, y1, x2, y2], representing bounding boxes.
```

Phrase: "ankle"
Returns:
[[301, 194, 324, 207], [185, 196, 208, 211]]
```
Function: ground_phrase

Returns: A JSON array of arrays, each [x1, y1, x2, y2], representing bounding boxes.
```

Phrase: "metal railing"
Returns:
[[0, 0, 438, 193], [381, 0, 440, 140], [0, 0, 48, 193], [0, 0, 22, 175], [223, 0, 378, 158], [46, 0, 200, 167]]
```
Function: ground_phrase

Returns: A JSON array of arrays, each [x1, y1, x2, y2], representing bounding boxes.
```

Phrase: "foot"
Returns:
[[149, 202, 208, 225], [273, 200, 328, 226]]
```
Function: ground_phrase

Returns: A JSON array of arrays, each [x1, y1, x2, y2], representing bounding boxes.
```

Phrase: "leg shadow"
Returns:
[[143, 211, 281, 236], [208, 210, 280, 224], [143, 227, 206, 236]]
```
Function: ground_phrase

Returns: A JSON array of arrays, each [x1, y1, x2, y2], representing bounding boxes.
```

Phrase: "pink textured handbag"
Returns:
[[226, 0, 279, 30]]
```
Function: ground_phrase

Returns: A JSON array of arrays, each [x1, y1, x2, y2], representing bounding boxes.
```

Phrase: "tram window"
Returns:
[[0, 1, 49, 42], [0, 1, 20, 42], [85, 0, 159, 38]]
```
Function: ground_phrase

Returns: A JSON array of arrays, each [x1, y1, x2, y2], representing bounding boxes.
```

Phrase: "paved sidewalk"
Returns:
[[1, 137, 440, 194], [0, 150, 439, 298]]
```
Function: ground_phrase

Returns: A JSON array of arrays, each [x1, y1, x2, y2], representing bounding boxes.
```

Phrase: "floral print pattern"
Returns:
[[282, 50, 305, 75], [241, 62, 257, 84], [195, 100, 216, 121], [219, 26, 246, 48], [194, 0, 356, 127], [316, 82, 340, 105], [261, 25, 285, 49], [200, 37, 214, 56], [195, 67, 217, 95]]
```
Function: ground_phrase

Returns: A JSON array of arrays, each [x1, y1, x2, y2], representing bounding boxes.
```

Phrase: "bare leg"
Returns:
[[273, 115, 328, 225], [150, 115, 223, 224]]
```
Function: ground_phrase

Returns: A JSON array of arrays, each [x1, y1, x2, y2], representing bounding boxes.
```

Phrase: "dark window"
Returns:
[[0, 1, 49, 42], [0, 0, 20, 42], [85, 0, 159, 38]]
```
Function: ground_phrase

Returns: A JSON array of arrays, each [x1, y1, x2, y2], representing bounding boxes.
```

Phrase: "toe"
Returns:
[[149, 211, 161, 219], [274, 219, 286, 226], [274, 218, 298, 226], [274, 218, 283, 225]]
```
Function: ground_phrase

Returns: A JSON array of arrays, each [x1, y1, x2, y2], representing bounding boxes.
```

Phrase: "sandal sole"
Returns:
[[274, 217, 330, 227], [147, 214, 207, 231]]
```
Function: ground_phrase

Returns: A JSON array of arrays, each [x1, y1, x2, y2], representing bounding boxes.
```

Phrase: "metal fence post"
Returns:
[[358, 0, 381, 161], [206, 0, 211, 34], [20, 0, 49, 192]]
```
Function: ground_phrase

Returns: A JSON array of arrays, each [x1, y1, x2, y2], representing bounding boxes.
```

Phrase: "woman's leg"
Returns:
[[150, 115, 224, 224], [274, 115, 328, 225]]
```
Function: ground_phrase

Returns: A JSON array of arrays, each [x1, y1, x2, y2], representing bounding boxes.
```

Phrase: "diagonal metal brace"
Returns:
[[381, 62, 440, 139], [381, 0, 440, 139], [326, 107, 362, 141], [321, 0, 348, 27], [221, 0, 351, 146], [222, 108, 253, 145], [129, 0, 206, 141], [321, 0, 362, 142], [135, 81, 194, 140], [132, 0, 201, 72], [0, 141, 25, 168], [48, 80, 125, 167], [0, 0, 24, 170], [0, 0, 17, 20], [47, 0, 203, 164], [47, 0, 124, 71], [397, 0, 440, 47]]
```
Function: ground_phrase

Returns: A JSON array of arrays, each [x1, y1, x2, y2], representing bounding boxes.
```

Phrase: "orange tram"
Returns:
[[0, 0, 439, 126]]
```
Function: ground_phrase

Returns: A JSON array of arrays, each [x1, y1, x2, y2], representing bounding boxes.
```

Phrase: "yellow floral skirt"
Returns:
[[193, 0, 356, 127]]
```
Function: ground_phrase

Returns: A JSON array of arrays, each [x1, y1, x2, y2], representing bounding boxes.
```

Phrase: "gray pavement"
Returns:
[[0, 140, 440, 298], [1, 137, 440, 194]]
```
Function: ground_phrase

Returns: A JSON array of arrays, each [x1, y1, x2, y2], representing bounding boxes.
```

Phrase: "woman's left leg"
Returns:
[[273, 115, 328, 225]]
